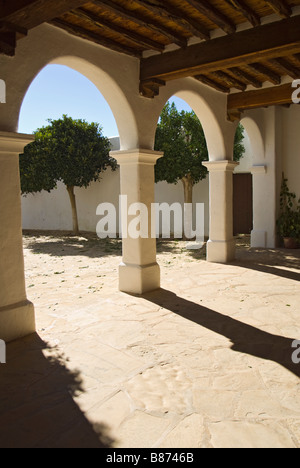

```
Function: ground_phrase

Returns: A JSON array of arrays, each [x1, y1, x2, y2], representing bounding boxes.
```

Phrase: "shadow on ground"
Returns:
[[235, 245, 300, 282], [143, 289, 300, 379], [0, 334, 113, 448], [23, 231, 122, 259]]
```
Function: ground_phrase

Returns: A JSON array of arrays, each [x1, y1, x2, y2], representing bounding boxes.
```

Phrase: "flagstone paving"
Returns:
[[0, 233, 299, 448]]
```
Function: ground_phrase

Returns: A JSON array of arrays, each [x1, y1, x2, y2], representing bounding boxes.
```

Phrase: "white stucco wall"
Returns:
[[281, 105, 300, 200], [21, 165, 210, 237], [21, 132, 253, 238]]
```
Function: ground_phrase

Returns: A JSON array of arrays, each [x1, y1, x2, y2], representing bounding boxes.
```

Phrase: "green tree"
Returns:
[[20, 115, 117, 234], [154, 102, 245, 206]]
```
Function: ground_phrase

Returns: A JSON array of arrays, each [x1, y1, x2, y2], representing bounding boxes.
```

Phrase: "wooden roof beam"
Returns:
[[92, 0, 188, 48], [0, 31, 16, 56], [137, 0, 210, 41], [140, 15, 300, 83], [210, 70, 247, 91], [268, 57, 300, 79], [227, 67, 263, 88], [72, 8, 165, 52], [245, 63, 282, 85], [184, 0, 236, 34], [50, 18, 142, 58], [1, 0, 89, 29], [0, 21, 27, 37], [195, 75, 230, 93], [0, 21, 27, 55], [140, 78, 166, 99], [293, 53, 300, 66], [265, 0, 292, 18], [227, 82, 298, 120], [223, 0, 261, 27]]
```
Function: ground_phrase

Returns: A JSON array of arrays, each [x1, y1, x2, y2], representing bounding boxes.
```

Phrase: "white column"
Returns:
[[251, 165, 268, 248], [0, 132, 36, 342], [111, 149, 163, 294], [203, 160, 239, 263]]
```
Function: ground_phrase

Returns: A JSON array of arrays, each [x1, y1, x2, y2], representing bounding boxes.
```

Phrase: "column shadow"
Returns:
[[0, 334, 114, 448], [143, 289, 300, 379], [233, 247, 300, 282]]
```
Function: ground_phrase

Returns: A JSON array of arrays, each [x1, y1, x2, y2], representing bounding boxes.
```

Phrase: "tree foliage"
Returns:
[[154, 101, 245, 186], [20, 115, 117, 233], [20, 115, 116, 194]]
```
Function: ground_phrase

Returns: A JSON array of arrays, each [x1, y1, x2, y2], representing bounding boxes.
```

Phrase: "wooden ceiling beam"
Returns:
[[228, 82, 297, 118], [245, 63, 282, 85], [0, 21, 27, 36], [268, 57, 300, 79], [210, 70, 247, 91], [265, 0, 292, 18], [49, 18, 142, 58], [140, 78, 166, 99], [0, 31, 16, 56], [293, 53, 300, 66], [223, 0, 261, 27], [227, 67, 263, 88], [184, 0, 236, 34], [72, 8, 165, 52], [137, 0, 210, 40], [92, 0, 187, 48], [194, 75, 230, 93], [1, 0, 89, 29], [140, 16, 300, 82]]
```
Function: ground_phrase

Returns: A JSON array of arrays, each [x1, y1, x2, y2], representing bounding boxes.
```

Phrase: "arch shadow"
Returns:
[[0, 334, 114, 448], [142, 289, 300, 379]]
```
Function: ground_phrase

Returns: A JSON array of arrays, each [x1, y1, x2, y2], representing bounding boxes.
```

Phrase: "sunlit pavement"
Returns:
[[0, 233, 299, 448]]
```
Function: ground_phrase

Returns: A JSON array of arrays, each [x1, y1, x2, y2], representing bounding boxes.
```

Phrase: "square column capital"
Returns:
[[203, 160, 239, 173], [0, 132, 34, 154], [251, 165, 267, 175], [111, 148, 163, 166]]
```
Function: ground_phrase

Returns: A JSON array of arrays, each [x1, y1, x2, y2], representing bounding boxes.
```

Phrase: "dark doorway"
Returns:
[[233, 173, 253, 235]]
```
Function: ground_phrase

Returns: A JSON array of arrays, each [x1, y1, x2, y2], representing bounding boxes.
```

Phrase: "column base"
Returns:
[[119, 262, 161, 295], [0, 300, 36, 343], [207, 239, 236, 263], [251, 230, 267, 248]]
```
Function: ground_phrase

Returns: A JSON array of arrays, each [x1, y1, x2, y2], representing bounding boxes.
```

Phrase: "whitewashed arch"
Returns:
[[140, 78, 237, 161], [0, 24, 139, 149], [48, 56, 139, 150], [240, 115, 265, 164], [17, 56, 139, 150]]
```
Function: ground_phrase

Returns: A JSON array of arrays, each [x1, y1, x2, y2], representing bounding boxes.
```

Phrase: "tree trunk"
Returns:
[[67, 185, 79, 235], [181, 175, 194, 240]]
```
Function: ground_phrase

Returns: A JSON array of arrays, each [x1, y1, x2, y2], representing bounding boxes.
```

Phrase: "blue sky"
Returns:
[[18, 64, 192, 137]]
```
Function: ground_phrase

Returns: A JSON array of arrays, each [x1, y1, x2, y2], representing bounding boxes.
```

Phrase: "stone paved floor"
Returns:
[[0, 233, 299, 448]]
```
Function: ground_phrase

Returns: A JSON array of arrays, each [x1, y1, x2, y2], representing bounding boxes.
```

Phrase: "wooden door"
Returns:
[[233, 173, 253, 235]]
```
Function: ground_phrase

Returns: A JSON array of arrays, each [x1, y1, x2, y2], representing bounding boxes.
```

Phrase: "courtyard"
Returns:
[[0, 232, 299, 448]]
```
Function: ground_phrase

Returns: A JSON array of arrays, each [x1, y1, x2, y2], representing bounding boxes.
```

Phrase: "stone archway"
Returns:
[[138, 79, 239, 264], [240, 114, 274, 248], [0, 25, 142, 339]]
